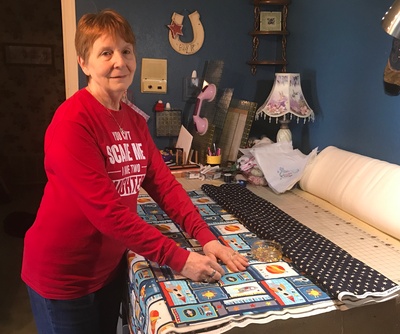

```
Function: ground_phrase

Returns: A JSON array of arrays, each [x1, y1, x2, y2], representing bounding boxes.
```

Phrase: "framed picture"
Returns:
[[4, 44, 53, 66], [260, 11, 282, 32]]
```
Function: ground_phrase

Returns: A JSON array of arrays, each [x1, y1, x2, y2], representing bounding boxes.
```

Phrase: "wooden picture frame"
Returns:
[[4, 44, 53, 66], [260, 11, 282, 32]]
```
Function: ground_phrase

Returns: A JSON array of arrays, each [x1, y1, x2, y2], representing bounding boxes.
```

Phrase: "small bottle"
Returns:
[[154, 100, 164, 112]]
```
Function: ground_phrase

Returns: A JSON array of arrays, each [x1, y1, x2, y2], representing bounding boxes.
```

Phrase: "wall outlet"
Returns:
[[141, 58, 167, 93]]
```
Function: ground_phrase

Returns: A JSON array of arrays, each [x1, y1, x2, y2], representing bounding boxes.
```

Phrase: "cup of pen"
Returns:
[[206, 154, 221, 166]]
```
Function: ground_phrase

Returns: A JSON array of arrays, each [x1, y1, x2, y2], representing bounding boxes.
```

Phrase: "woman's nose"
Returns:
[[112, 52, 126, 67]]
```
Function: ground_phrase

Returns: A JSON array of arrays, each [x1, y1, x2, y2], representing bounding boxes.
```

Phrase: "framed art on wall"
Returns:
[[260, 11, 282, 31]]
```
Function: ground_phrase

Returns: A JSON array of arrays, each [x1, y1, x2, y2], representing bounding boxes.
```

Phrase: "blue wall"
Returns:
[[289, 0, 400, 164], [76, 0, 400, 164]]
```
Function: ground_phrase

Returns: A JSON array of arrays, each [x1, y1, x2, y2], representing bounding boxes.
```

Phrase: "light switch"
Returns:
[[141, 58, 167, 93]]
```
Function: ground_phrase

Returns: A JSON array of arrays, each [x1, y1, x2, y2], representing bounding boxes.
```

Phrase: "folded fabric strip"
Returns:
[[201, 183, 400, 305]]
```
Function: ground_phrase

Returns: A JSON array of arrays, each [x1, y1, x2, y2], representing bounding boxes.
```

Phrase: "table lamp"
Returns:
[[255, 73, 314, 142], [382, 0, 400, 38]]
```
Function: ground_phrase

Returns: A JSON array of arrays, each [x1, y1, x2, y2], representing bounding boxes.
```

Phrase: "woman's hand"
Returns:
[[203, 240, 249, 273], [180, 252, 225, 283], [180, 241, 249, 283]]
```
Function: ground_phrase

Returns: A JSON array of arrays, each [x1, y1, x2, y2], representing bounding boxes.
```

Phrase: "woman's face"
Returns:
[[79, 33, 136, 96]]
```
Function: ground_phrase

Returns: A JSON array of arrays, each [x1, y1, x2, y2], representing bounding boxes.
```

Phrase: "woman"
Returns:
[[21, 8, 248, 334]]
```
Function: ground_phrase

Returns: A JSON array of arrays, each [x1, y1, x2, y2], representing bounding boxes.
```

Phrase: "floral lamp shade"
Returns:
[[256, 73, 314, 121], [255, 73, 314, 142]]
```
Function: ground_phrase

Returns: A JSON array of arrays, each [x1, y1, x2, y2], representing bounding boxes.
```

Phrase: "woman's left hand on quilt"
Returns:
[[203, 240, 249, 273]]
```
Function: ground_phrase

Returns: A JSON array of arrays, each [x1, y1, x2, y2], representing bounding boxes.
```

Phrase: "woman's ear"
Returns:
[[77, 56, 90, 76]]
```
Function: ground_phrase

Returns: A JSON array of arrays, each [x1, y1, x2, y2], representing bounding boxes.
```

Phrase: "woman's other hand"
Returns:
[[180, 252, 225, 283], [203, 240, 249, 273]]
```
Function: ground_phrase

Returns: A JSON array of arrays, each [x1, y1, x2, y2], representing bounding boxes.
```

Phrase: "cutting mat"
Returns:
[[250, 186, 400, 284]]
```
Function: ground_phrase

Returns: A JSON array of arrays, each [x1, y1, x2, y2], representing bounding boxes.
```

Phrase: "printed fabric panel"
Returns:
[[127, 189, 337, 334]]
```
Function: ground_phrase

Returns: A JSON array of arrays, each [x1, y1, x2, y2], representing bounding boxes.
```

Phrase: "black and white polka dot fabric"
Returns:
[[202, 183, 400, 303]]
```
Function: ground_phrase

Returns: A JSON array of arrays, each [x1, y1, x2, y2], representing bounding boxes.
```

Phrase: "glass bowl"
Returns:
[[251, 240, 282, 262]]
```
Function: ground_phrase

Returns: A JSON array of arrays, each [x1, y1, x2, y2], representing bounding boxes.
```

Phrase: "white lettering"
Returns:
[[106, 144, 133, 164], [122, 165, 130, 176], [112, 131, 123, 141], [122, 131, 131, 140], [107, 146, 115, 164], [131, 143, 145, 160], [130, 164, 141, 173], [113, 174, 145, 196]]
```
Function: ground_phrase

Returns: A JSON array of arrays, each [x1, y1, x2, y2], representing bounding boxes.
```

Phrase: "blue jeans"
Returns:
[[26, 263, 126, 334]]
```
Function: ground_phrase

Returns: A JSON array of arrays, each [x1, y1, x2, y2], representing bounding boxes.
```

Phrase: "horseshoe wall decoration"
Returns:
[[168, 11, 205, 55]]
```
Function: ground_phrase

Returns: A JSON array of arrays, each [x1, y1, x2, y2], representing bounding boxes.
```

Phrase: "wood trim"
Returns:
[[61, 0, 78, 98]]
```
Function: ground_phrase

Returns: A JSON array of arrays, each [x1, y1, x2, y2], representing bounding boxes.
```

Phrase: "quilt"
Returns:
[[127, 189, 337, 334]]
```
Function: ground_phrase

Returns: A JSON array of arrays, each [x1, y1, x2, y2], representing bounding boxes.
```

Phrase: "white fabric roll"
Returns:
[[300, 146, 400, 240]]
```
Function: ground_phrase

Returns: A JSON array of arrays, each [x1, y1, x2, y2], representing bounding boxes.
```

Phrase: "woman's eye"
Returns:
[[124, 49, 136, 59], [101, 51, 112, 57]]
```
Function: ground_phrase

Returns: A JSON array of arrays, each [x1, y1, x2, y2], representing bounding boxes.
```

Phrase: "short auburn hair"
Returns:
[[75, 8, 136, 62]]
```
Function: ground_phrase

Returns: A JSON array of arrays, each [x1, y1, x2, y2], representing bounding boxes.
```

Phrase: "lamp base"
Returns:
[[276, 119, 292, 142]]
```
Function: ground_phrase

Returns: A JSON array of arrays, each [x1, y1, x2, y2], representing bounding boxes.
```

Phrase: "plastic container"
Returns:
[[251, 240, 282, 262], [206, 155, 221, 166], [223, 173, 233, 183]]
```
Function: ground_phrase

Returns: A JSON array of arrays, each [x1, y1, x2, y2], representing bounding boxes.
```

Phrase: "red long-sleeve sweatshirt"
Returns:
[[21, 88, 216, 299]]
